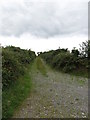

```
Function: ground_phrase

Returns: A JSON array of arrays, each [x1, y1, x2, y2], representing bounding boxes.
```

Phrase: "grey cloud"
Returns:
[[0, 0, 88, 38]]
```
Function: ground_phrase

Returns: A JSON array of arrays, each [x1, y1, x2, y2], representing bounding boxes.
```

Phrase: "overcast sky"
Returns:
[[0, 0, 88, 53]]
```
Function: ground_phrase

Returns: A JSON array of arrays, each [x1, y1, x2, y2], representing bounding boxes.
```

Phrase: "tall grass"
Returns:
[[2, 64, 32, 119], [36, 57, 47, 76]]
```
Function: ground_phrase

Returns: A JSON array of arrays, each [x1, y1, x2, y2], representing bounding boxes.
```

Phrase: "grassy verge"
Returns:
[[61, 69, 88, 78], [36, 57, 47, 76], [45, 62, 88, 78], [70, 69, 88, 78], [2, 64, 33, 119]]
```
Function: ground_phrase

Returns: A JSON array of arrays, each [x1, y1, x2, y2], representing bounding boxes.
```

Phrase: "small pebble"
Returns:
[[22, 109, 24, 111], [45, 113, 48, 116], [83, 116, 87, 118], [82, 112, 84, 115]]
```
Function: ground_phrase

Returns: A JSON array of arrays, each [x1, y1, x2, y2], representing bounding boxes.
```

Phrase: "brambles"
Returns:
[[2, 46, 36, 118], [40, 41, 89, 77], [2, 46, 36, 89]]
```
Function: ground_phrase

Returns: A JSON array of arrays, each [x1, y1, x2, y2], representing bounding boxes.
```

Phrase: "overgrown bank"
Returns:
[[39, 40, 89, 77], [2, 46, 36, 118]]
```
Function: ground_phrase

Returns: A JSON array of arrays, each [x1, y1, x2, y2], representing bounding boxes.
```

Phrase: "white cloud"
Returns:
[[0, 0, 88, 52], [0, 0, 88, 38]]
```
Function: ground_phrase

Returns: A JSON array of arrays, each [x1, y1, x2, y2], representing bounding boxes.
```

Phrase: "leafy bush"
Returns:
[[51, 52, 78, 72], [2, 46, 36, 89], [40, 41, 89, 77], [2, 50, 22, 87]]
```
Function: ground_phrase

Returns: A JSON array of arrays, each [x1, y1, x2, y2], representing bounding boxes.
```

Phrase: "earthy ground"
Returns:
[[13, 58, 88, 118]]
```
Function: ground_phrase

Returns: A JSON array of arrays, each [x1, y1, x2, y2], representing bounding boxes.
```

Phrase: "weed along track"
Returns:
[[36, 57, 47, 76], [13, 57, 88, 118]]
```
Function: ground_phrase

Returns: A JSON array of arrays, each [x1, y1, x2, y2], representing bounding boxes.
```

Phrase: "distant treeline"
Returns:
[[39, 40, 90, 77], [2, 46, 36, 89]]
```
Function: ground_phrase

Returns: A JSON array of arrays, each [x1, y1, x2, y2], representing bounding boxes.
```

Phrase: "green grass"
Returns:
[[70, 69, 88, 78], [2, 64, 33, 119], [36, 57, 47, 76], [48, 63, 88, 78]]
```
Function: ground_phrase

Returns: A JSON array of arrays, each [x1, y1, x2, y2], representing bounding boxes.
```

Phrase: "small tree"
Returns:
[[79, 40, 90, 57], [71, 47, 79, 57]]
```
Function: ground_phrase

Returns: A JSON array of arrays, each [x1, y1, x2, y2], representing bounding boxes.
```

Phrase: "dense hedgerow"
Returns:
[[40, 41, 89, 76], [2, 46, 36, 89]]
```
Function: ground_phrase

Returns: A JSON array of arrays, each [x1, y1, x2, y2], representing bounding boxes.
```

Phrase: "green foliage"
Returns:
[[2, 46, 36, 89], [36, 57, 47, 76], [2, 49, 23, 87], [2, 64, 32, 118], [71, 48, 80, 57], [40, 41, 89, 77], [79, 40, 90, 57]]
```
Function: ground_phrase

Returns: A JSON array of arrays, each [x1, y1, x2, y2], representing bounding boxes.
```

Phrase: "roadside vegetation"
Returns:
[[2, 40, 89, 118], [36, 57, 47, 76], [39, 40, 90, 78], [2, 46, 36, 118]]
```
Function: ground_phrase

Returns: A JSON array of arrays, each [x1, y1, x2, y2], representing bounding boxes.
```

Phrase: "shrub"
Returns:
[[40, 45, 88, 76], [2, 46, 36, 89]]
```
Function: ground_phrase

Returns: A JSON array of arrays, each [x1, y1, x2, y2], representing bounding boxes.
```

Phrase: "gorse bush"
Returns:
[[2, 46, 36, 89], [40, 41, 89, 77], [2, 46, 36, 118], [52, 52, 77, 72], [2, 50, 23, 87]]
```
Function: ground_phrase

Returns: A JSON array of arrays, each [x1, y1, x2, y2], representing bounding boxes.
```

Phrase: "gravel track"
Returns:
[[13, 58, 88, 118]]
